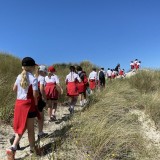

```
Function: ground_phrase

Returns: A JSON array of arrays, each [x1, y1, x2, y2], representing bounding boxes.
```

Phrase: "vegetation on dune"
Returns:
[[2, 52, 160, 159], [53, 72, 160, 160], [0, 53, 21, 122]]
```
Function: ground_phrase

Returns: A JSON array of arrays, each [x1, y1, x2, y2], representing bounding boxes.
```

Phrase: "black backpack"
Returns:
[[99, 71, 105, 79]]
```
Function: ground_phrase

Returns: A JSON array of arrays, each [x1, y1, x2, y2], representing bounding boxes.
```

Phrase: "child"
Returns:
[[76, 66, 88, 106], [130, 61, 134, 71], [98, 67, 106, 88], [45, 66, 63, 122], [107, 68, 112, 81], [65, 66, 80, 114], [6, 57, 40, 160], [50, 66, 63, 120], [88, 68, 98, 94], [36, 65, 48, 139]]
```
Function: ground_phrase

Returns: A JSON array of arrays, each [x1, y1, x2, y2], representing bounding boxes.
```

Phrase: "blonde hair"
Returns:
[[20, 66, 33, 89], [34, 65, 39, 78]]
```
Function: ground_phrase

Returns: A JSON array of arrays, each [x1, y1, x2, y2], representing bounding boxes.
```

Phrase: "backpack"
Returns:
[[99, 71, 105, 79], [79, 71, 88, 84]]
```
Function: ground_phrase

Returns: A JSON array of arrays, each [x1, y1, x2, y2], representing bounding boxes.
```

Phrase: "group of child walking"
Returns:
[[6, 57, 141, 160], [6, 57, 91, 160]]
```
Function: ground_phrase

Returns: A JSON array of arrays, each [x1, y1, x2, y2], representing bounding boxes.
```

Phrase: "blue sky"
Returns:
[[0, 0, 160, 71]]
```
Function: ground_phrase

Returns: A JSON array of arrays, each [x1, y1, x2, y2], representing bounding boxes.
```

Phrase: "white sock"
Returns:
[[11, 145, 17, 150], [70, 105, 74, 109], [80, 101, 83, 106], [83, 99, 87, 104]]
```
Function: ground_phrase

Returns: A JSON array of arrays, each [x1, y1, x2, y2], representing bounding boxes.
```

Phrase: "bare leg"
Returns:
[[26, 118, 35, 151], [38, 111, 44, 134], [52, 100, 57, 116], [47, 100, 53, 119]]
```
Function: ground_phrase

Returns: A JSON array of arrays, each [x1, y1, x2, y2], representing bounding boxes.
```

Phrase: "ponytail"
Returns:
[[20, 67, 29, 89]]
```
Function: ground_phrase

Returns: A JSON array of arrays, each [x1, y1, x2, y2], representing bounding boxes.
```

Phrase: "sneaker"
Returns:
[[38, 132, 48, 139], [6, 147, 16, 160], [51, 115, 57, 121], [69, 108, 74, 114], [9, 135, 20, 150]]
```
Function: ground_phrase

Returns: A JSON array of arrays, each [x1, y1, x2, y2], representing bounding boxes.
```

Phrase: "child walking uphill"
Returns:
[[88, 68, 98, 94], [65, 66, 81, 114], [35, 65, 48, 139], [6, 57, 40, 160], [45, 66, 63, 122], [76, 66, 88, 106]]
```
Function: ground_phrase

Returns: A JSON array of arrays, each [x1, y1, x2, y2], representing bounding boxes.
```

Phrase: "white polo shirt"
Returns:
[[52, 74, 60, 84], [89, 71, 97, 80], [38, 75, 45, 85], [45, 76, 56, 83], [15, 72, 38, 100], [65, 72, 80, 82]]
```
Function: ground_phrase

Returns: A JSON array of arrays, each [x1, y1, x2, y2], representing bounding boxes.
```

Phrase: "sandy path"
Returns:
[[0, 105, 82, 160]]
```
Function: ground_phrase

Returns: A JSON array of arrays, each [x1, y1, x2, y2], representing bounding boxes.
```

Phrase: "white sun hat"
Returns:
[[39, 65, 47, 73]]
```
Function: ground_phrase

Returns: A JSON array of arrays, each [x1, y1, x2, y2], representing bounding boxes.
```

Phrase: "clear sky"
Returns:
[[0, 0, 160, 71]]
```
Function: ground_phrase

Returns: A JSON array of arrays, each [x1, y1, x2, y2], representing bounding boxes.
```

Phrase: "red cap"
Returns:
[[48, 66, 55, 72]]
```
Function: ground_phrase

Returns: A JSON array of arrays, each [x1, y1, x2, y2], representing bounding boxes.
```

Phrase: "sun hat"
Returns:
[[22, 57, 36, 66], [48, 66, 56, 72], [39, 65, 47, 73]]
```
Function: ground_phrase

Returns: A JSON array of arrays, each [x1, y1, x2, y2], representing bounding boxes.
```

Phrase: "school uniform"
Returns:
[[130, 62, 134, 70], [13, 72, 38, 135], [137, 62, 141, 69], [77, 71, 87, 94], [45, 76, 58, 100], [119, 70, 124, 76], [134, 60, 138, 70], [111, 71, 116, 79], [88, 71, 97, 90], [65, 72, 80, 96], [107, 69, 112, 79]]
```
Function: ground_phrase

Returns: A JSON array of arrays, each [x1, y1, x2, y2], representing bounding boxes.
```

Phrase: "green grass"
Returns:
[[2, 53, 160, 159], [54, 74, 160, 159]]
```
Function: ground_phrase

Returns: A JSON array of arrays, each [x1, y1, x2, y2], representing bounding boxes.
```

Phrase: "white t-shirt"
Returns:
[[107, 70, 112, 77], [52, 74, 60, 84], [15, 72, 38, 100], [45, 76, 56, 83], [65, 72, 80, 82], [89, 71, 97, 80], [38, 75, 45, 85], [130, 62, 134, 66]]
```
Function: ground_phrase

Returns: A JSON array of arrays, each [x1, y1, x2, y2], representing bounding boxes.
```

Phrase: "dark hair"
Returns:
[[70, 66, 75, 72], [76, 66, 82, 71], [92, 68, 96, 71]]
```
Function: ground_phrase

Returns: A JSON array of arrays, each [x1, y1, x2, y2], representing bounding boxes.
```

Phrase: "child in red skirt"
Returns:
[[88, 68, 98, 94], [76, 66, 88, 106], [6, 57, 40, 160], [45, 66, 63, 122], [65, 66, 81, 114]]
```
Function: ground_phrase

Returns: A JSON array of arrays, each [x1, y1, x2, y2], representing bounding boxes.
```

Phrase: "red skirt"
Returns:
[[45, 83, 59, 100], [89, 80, 96, 90], [77, 81, 86, 93], [13, 99, 35, 135], [67, 82, 79, 96], [131, 65, 134, 69]]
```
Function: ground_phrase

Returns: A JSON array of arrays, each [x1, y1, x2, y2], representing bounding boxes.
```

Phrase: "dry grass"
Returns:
[[0, 53, 21, 122], [2, 53, 160, 159]]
